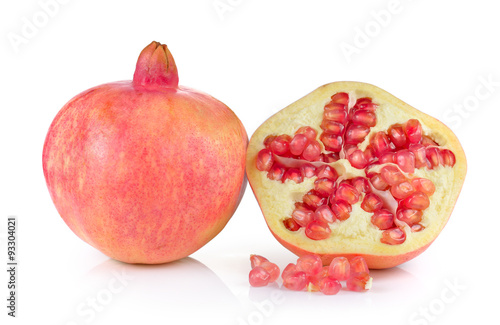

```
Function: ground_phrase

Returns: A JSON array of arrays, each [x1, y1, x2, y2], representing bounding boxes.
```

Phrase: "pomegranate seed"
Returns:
[[267, 164, 285, 181], [345, 124, 371, 144], [426, 147, 443, 169], [411, 224, 425, 232], [391, 181, 416, 199], [250, 254, 269, 268], [364, 145, 377, 164], [355, 97, 376, 110], [352, 109, 377, 127], [295, 126, 317, 140], [269, 134, 291, 155], [388, 124, 406, 148], [349, 256, 369, 275], [256, 149, 274, 171], [323, 109, 347, 124], [371, 209, 395, 230], [396, 209, 423, 226], [421, 135, 438, 146], [303, 190, 327, 209], [292, 206, 314, 227], [330, 200, 352, 221], [260, 261, 280, 282], [361, 193, 384, 212], [283, 271, 308, 291], [283, 217, 301, 231], [296, 254, 323, 275], [344, 143, 358, 157], [324, 102, 347, 111], [305, 221, 331, 240], [316, 165, 338, 180], [380, 227, 406, 245], [309, 266, 330, 289], [348, 149, 369, 169], [289, 134, 309, 156], [315, 205, 336, 224], [320, 132, 343, 152], [405, 119, 423, 144], [440, 149, 456, 167], [300, 163, 317, 178], [282, 168, 303, 183], [321, 152, 340, 163], [328, 257, 350, 281], [379, 152, 396, 164], [282, 263, 297, 280], [319, 277, 342, 295], [346, 272, 372, 292], [320, 120, 345, 135], [314, 178, 337, 196], [380, 165, 406, 185], [351, 177, 370, 193], [302, 141, 322, 161], [402, 192, 430, 210], [331, 92, 349, 105], [263, 135, 276, 148], [409, 143, 427, 168], [370, 174, 390, 191], [411, 178, 435, 196], [396, 149, 415, 173], [249, 266, 271, 287], [371, 132, 392, 157], [336, 183, 360, 205]]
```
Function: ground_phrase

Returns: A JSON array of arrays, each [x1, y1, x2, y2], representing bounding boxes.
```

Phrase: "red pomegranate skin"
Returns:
[[43, 42, 248, 264]]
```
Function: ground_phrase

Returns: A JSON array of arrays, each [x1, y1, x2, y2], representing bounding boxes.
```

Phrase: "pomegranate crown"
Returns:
[[133, 41, 179, 89]]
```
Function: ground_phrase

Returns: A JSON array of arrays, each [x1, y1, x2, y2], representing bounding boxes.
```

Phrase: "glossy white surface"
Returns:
[[1, 0, 499, 324]]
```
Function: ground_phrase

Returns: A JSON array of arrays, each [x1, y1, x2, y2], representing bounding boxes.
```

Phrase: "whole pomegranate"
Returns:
[[246, 82, 466, 268], [43, 41, 248, 264]]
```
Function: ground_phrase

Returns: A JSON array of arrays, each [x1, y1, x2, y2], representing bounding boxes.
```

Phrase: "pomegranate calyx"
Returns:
[[133, 41, 179, 89]]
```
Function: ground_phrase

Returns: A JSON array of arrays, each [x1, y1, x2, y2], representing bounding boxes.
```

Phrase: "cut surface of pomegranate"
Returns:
[[246, 82, 467, 269]]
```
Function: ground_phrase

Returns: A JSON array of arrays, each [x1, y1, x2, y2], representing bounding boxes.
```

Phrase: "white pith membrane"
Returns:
[[246, 82, 466, 259]]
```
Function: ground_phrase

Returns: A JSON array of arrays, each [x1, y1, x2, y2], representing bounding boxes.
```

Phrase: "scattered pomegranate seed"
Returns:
[[328, 257, 351, 281], [249, 266, 271, 287], [405, 119, 423, 144], [305, 221, 331, 240], [380, 227, 406, 245], [296, 254, 323, 275], [396, 209, 423, 226], [349, 256, 369, 275], [260, 261, 280, 282], [319, 276, 342, 295], [361, 193, 384, 212], [371, 209, 395, 230], [282, 263, 297, 280], [283, 271, 308, 291], [346, 272, 372, 292], [250, 254, 269, 268]]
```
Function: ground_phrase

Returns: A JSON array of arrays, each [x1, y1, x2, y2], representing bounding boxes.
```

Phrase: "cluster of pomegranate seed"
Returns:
[[249, 254, 372, 294], [255, 92, 457, 245]]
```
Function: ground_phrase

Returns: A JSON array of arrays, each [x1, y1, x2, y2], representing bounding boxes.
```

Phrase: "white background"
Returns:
[[1, 0, 499, 324]]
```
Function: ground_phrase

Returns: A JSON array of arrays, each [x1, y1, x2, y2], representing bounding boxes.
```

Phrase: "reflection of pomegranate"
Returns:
[[246, 82, 466, 269], [43, 42, 248, 264]]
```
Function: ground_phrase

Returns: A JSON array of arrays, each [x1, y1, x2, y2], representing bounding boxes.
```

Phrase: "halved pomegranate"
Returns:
[[246, 82, 466, 269]]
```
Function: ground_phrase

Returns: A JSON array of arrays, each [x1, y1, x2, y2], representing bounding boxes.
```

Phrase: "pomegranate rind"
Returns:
[[246, 81, 466, 269]]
